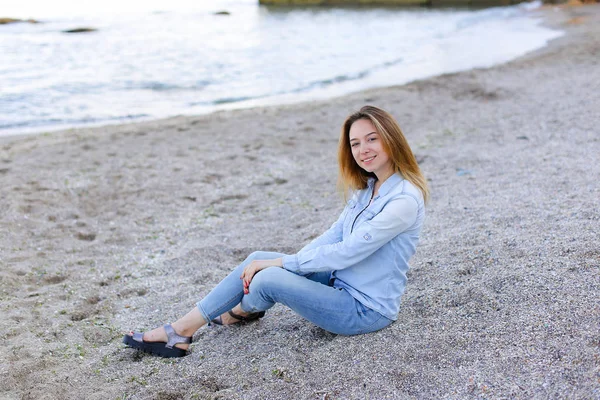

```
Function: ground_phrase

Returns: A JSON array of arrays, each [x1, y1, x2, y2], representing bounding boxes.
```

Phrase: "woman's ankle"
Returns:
[[231, 305, 250, 317], [171, 307, 206, 337]]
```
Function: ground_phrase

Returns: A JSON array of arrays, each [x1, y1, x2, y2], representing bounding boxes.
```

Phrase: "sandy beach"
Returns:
[[1, 4, 599, 399]]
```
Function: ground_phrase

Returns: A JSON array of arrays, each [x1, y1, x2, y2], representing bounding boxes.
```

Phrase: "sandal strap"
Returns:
[[164, 324, 192, 349], [227, 310, 264, 322], [132, 332, 144, 343], [228, 310, 250, 321]]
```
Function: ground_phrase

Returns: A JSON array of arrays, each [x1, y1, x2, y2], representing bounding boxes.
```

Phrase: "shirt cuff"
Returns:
[[282, 254, 300, 272]]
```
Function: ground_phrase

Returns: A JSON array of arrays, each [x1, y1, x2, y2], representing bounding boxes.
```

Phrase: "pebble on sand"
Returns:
[[62, 27, 98, 33], [0, 17, 40, 24]]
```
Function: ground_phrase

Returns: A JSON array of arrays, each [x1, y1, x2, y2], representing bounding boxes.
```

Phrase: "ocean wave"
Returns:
[[0, 113, 149, 131], [212, 96, 254, 105], [119, 80, 211, 92], [455, 2, 533, 31], [194, 56, 407, 108], [290, 57, 404, 95], [519, 0, 542, 11], [40, 81, 210, 95]]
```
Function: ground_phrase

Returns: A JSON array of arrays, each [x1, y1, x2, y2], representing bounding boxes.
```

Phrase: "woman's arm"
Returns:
[[238, 205, 350, 293], [282, 195, 419, 274]]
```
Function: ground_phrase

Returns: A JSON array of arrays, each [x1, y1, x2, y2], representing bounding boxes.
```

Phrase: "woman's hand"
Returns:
[[241, 258, 283, 294]]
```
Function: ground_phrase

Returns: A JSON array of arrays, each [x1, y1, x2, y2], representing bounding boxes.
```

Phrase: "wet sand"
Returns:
[[1, 4, 599, 399]]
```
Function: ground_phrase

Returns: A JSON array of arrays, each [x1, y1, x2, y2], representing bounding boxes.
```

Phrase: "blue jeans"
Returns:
[[197, 251, 393, 336]]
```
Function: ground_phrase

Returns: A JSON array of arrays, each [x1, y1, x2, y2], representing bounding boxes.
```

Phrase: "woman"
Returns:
[[123, 105, 429, 358]]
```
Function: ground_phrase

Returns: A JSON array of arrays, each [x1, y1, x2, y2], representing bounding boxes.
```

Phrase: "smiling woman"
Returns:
[[349, 119, 394, 183], [123, 105, 429, 358], [339, 106, 429, 203]]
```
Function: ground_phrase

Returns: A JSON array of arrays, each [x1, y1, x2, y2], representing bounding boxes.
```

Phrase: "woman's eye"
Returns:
[[351, 142, 359, 147], [368, 137, 376, 142]]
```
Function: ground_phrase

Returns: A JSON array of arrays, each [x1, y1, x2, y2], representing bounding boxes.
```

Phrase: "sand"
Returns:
[[1, 4, 598, 399]]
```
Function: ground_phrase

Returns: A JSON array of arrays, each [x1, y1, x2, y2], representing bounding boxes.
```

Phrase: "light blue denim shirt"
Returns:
[[282, 173, 425, 321]]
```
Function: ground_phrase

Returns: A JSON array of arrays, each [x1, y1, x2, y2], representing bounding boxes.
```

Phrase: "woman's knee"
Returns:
[[249, 267, 284, 292]]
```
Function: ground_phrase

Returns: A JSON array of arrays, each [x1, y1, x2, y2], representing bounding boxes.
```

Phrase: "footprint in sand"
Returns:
[[71, 306, 97, 321], [210, 194, 248, 205], [201, 173, 223, 184], [44, 274, 68, 284], [76, 232, 96, 241]]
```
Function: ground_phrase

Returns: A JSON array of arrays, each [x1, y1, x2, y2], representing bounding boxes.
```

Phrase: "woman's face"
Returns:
[[349, 118, 394, 180]]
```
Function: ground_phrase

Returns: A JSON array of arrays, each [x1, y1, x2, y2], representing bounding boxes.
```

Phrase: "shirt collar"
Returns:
[[368, 173, 404, 198]]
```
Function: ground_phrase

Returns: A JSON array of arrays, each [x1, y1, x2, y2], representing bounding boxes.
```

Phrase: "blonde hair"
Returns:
[[337, 105, 429, 203]]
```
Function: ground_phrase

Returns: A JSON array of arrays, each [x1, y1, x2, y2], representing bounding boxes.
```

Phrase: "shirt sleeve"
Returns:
[[282, 195, 419, 273]]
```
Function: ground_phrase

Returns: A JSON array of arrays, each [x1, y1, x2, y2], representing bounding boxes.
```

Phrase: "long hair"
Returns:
[[337, 105, 429, 203]]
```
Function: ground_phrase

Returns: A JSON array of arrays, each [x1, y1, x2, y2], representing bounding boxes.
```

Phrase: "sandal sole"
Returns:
[[122, 335, 188, 358]]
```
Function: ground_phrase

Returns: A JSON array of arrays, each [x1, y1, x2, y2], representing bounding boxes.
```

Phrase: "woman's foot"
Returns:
[[128, 325, 190, 350], [214, 305, 265, 325], [123, 323, 192, 358], [123, 307, 206, 357]]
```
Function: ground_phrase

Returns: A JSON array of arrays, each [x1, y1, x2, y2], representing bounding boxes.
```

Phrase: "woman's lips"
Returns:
[[362, 155, 376, 165]]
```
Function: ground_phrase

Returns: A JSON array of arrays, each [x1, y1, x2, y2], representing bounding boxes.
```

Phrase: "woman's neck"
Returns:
[[374, 167, 395, 185]]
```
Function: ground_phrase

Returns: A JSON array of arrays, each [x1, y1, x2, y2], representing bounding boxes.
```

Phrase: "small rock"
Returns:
[[63, 27, 97, 34], [214, 11, 231, 15], [0, 18, 20, 24], [0, 18, 40, 25]]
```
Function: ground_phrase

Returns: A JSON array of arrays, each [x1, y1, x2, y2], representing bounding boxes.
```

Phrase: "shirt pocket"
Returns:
[[362, 209, 377, 221], [353, 209, 377, 231]]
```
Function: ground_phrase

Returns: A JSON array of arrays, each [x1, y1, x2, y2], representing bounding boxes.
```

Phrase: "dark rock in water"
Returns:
[[214, 11, 231, 15], [63, 27, 97, 33], [0, 17, 41, 25], [0, 18, 21, 24]]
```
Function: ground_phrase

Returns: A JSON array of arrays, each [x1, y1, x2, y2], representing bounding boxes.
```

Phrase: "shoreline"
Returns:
[[0, 2, 561, 140], [1, 4, 598, 399]]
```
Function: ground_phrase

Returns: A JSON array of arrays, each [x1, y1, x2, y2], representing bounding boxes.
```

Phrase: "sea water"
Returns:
[[0, 0, 561, 135]]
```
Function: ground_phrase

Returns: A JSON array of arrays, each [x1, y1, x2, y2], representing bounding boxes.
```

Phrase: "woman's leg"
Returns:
[[217, 270, 333, 325], [127, 251, 286, 348], [240, 267, 393, 336], [196, 251, 286, 323]]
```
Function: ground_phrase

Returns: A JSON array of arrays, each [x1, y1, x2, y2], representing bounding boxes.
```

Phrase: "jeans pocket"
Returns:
[[356, 307, 393, 335]]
